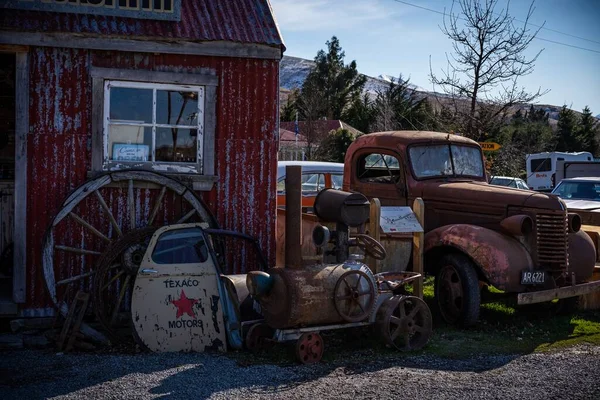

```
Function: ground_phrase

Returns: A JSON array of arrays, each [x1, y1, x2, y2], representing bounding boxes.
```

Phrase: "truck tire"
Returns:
[[435, 253, 480, 327]]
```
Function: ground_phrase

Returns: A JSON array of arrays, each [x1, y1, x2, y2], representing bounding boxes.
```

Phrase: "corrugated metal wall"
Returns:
[[24, 47, 279, 311]]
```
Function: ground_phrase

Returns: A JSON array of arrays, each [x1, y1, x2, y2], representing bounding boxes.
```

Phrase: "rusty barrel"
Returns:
[[252, 263, 376, 329]]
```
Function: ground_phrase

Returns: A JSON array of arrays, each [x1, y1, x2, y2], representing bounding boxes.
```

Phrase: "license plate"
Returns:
[[521, 270, 546, 285]]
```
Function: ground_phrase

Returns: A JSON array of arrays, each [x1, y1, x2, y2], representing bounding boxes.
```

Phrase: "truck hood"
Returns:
[[421, 181, 563, 210], [562, 199, 600, 211]]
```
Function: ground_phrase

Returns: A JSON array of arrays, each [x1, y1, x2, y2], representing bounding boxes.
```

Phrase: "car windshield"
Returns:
[[552, 181, 600, 200], [409, 144, 484, 179]]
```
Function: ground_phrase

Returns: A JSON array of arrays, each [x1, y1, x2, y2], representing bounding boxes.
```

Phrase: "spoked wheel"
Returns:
[[42, 171, 219, 343], [295, 332, 324, 364], [376, 295, 432, 351], [245, 322, 275, 353], [354, 234, 387, 260], [93, 227, 157, 344], [333, 269, 377, 322], [435, 254, 480, 327]]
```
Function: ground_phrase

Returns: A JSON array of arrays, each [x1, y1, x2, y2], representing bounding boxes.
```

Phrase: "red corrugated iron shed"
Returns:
[[0, 1, 284, 316], [0, 0, 284, 47]]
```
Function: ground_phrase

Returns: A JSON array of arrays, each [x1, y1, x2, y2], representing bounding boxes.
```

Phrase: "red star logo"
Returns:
[[171, 290, 199, 318]]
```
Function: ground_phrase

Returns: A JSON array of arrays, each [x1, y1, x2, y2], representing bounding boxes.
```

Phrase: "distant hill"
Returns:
[[280, 55, 598, 126]]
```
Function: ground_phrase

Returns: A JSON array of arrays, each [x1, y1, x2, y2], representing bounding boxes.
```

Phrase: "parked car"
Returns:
[[490, 176, 530, 190], [277, 161, 344, 209], [551, 177, 600, 210]]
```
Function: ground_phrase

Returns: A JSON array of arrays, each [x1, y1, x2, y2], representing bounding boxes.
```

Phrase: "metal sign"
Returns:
[[0, 0, 182, 21], [479, 142, 502, 151], [379, 207, 423, 233]]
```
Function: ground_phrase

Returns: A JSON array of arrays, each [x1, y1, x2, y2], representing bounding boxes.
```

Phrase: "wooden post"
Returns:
[[367, 198, 381, 273], [412, 198, 425, 299]]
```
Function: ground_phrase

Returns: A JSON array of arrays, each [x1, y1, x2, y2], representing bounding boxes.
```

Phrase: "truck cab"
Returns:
[[344, 131, 598, 326]]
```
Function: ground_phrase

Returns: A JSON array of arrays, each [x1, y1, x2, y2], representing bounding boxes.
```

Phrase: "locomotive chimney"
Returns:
[[285, 165, 302, 269]]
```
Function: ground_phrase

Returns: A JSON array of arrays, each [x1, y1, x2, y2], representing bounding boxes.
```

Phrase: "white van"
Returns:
[[526, 151, 593, 191]]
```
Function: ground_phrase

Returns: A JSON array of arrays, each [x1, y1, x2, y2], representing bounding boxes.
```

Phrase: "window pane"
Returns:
[[409, 145, 452, 178], [451, 145, 484, 177], [331, 174, 343, 189], [359, 153, 401, 183], [108, 125, 152, 161], [155, 127, 198, 162], [152, 228, 209, 264], [531, 158, 551, 172], [301, 173, 323, 193], [156, 90, 199, 126], [109, 87, 152, 123]]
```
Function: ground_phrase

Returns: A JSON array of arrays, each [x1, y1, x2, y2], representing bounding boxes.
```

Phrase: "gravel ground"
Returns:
[[1, 344, 599, 400]]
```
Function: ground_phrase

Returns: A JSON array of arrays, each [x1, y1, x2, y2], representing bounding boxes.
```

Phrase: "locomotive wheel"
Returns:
[[245, 322, 275, 353], [42, 171, 219, 343], [333, 269, 376, 322], [435, 254, 480, 327], [296, 332, 324, 364], [376, 295, 432, 351], [355, 234, 387, 260]]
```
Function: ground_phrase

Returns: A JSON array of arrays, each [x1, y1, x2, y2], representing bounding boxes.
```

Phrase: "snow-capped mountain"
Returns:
[[280, 55, 426, 97]]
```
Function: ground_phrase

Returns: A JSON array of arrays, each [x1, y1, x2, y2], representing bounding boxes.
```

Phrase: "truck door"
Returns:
[[131, 224, 227, 353], [351, 150, 408, 206]]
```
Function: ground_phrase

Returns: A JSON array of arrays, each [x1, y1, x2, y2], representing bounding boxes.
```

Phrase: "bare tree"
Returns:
[[430, 0, 548, 139]]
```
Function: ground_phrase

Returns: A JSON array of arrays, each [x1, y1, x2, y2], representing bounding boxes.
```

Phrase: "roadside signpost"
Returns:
[[479, 142, 502, 151]]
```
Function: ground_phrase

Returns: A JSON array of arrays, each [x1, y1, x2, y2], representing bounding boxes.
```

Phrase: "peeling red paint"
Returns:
[[24, 48, 279, 311]]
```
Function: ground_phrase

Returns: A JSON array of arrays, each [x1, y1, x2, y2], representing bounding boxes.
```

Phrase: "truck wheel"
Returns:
[[435, 254, 480, 327]]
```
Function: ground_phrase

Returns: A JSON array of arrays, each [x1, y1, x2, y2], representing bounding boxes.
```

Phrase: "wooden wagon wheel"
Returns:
[[42, 170, 219, 344]]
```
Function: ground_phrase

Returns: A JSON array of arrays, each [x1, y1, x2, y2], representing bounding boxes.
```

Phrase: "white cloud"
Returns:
[[270, 0, 399, 32]]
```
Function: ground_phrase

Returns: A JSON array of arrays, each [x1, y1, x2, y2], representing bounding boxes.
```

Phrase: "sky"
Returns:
[[270, 0, 600, 114]]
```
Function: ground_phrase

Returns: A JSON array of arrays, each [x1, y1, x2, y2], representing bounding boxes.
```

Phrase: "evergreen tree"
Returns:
[[556, 106, 579, 151], [299, 36, 366, 121], [577, 106, 599, 155], [343, 93, 374, 134], [313, 128, 357, 163], [280, 89, 299, 122]]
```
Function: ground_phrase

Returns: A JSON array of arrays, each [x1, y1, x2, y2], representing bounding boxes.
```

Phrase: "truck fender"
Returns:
[[424, 224, 533, 292]]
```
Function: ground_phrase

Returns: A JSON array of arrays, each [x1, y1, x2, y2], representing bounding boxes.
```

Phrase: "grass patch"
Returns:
[[229, 278, 600, 365]]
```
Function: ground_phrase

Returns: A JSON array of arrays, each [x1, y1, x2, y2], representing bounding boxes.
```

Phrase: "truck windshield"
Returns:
[[409, 144, 484, 179]]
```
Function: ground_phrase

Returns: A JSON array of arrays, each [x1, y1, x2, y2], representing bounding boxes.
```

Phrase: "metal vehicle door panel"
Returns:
[[131, 224, 227, 353]]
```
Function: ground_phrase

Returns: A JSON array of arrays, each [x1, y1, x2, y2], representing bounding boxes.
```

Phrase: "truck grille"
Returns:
[[535, 212, 568, 271]]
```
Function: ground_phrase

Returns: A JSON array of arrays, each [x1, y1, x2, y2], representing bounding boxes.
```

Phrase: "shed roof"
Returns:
[[0, 0, 284, 49]]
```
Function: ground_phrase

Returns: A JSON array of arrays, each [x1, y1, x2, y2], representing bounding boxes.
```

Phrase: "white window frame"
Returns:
[[91, 67, 218, 191], [103, 80, 205, 172]]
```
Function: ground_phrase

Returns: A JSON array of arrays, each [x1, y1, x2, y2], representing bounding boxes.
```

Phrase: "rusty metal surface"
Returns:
[[257, 264, 377, 329], [285, 165, 302, 270], [343, 131, 596, 294], [375, 295, 432, 351], [23, 47, 279, 314], [424, 224, 534, 292], [0, 0, 284, 48], [568, 230, 596, 283], [295, 332, 324, 364]]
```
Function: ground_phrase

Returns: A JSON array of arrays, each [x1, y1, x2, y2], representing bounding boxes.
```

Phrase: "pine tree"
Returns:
[[299, 36, 367, 121], [343, 93, 374, 134], [556, 106, 578, 151], [577, 106, 599, 155]]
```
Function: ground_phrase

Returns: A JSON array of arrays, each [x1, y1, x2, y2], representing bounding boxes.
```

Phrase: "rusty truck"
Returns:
[[342, 131, 600, 326]]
